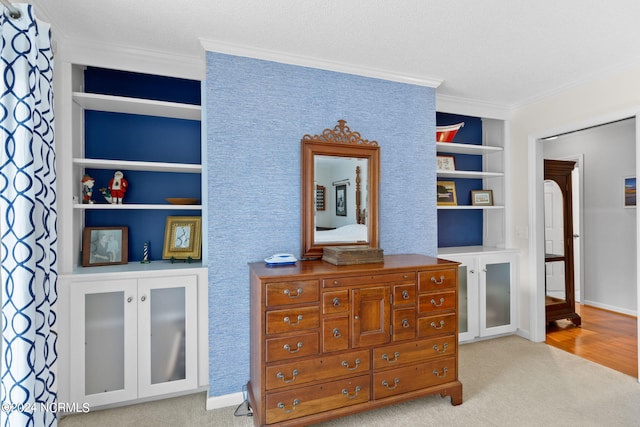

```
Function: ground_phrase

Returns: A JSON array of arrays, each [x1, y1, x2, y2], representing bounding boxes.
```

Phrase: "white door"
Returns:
[[544, 180, 565, 299]]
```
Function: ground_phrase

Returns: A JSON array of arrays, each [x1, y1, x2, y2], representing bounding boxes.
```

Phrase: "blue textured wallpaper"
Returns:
[[205, 51, 437, 397]]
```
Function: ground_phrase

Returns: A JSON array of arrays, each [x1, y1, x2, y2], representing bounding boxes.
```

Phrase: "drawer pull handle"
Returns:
[[283, 314, 303, 326], [402, 290, 410, 300], [401, 319, 410, 328], [333, 328, 342, 338], [277, 399, 300, 413], [276, 369, 299, 384], [333, 280, 339, 285], [403, 274, 409, 279], [433, 367, 449, 379], [431, 275, 445, 285], [430, 297, 445, 307], [341, 386, 361, 399], [433, 343, 449, 354], [332, 297, 341, 307], [283, 342, 303, 353], [382, 378, 400, 390], [341, 358, 361, 371], [381, 351, 400, 363], [283, 288, 303, 298], [430, 320, 445, 329]]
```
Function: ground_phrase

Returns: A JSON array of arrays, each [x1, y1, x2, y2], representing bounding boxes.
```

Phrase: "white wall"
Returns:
[[510, 64, 640, 341], [543, 119, 636, 312]]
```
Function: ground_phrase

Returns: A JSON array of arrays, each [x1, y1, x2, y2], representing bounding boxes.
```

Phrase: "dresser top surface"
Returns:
[[248, 253, 458, 279]]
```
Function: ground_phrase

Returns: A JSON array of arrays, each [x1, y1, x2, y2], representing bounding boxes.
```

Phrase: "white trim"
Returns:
[[200, 38, 442, 88], [55, 37, 204, 81], [436, 94, 511, 120], [581, 301, 637, 318], [205, 391, 245, 411]]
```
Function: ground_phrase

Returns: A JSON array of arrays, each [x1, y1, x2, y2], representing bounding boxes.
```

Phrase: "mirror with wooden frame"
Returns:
[[301, 120, 380, 259]]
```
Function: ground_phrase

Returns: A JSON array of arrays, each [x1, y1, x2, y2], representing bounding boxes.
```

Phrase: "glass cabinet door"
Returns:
[[480, 254, 517, 336], [138, 275, 198, 397], [455, 256, 479, 342], [70, 279, 138, 407]]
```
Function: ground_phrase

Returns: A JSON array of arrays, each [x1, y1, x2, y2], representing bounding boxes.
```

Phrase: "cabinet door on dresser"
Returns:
[[351, 286, 391, 348]]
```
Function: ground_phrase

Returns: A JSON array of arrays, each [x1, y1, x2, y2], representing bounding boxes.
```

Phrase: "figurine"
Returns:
[[141, 241, 150, 264], [107, 170, 128, 204], [81, 174, 95, 204]]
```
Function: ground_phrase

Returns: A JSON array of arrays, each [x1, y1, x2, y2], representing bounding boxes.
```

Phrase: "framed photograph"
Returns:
[[82, 226, 128, 267], [437, 181, 457, 206], [163, 216, 202, 260], [624, 176, 636, 208], [437, 155, 456, 171], [471, 190, 494, 206], [335, 184, 347, 216], [316, 184, 326, 211]]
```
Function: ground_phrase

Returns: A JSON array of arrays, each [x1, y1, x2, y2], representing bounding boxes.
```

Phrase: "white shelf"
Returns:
[[73, 92, 201, 121], [74, 203, 201, 210], [437, 205, 504, 210], [436, 142, 503, 155], [437, 170, 504, 179], [73, 158, 201, 173]]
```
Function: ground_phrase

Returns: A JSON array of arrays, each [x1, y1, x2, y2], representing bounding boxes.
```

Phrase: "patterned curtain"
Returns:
[[0, 4, 57, 427]]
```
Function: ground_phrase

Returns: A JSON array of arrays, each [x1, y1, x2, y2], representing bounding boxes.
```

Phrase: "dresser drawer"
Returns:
[[266, 280, 320, 307], [266, 306, 320, 335], [372, 336, 457, 370], [323, 290, 349, 315], [418, 291, 456, 314], [265, 350, 370, 390], [372, 357, 456, 400], [418, 269, 456, 292], [392, 307, 416, 341], [418, 313, 457, 338], [265, 375, 370, 424], [266, 333, 319, 362], [322, 316, 349, 353], [323, 271, 415, 288], [393, 283, 416, 305]]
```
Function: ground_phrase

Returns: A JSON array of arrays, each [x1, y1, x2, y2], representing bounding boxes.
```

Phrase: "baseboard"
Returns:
[[205, 391, 245, 411], [581, 300, 637, 317]]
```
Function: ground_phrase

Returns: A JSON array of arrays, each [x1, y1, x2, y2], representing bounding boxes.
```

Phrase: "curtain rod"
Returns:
[[0, 0, 21, 19]]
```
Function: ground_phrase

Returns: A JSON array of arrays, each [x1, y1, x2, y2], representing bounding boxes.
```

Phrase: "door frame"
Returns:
[[528, 109, 640, 380]]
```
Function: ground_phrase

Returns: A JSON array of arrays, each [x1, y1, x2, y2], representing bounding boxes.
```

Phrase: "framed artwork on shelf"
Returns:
[[624, 176, 636, 208], [335, 184, 347, 216], [436, 155, 456, 171], [82, 226, 128, 267], [437, 181, 457, 206], [163, 216, 202, 260], [471, 190, 494, 206]]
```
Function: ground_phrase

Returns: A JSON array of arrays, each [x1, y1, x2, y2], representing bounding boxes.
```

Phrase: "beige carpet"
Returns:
[[59, 335, 640, 426]]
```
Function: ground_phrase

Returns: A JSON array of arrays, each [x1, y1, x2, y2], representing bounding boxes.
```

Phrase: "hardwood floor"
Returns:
[[546, 304, 638, 378]]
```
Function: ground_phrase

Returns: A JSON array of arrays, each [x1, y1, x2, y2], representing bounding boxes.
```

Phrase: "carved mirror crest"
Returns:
[[301, 120, 380, 258]]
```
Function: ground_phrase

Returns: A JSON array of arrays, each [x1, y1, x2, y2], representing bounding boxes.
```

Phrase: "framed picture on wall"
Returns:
[[437, 181, 457, 206], [82, 226, 128, 267], [335, 184, 347, 216], [624, 176, 636, 208]]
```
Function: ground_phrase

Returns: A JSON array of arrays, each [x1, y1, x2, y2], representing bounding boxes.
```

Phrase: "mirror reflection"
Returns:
[[544, 179, 566, 301], [313, 155, 369, 244]]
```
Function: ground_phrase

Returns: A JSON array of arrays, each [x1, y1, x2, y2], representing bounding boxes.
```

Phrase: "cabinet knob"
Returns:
[[402, 290, 410, 299], [127, 296, 133, 303], [140, 295, 146, 302], [332, 297, 341, 307]]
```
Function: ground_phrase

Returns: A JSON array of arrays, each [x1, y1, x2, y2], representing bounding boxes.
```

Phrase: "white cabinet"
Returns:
[[438, 248, 518, 342], [65, 268, 206, 408]]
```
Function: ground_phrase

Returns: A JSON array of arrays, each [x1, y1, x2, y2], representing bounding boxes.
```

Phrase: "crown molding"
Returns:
[[55, 37, 205, 81], [436, 94, 512, 120], [200, 38, 442, 89]]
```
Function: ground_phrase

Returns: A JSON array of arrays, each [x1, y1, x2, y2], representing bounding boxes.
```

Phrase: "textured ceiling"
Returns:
[[24, 0, 640, 109]]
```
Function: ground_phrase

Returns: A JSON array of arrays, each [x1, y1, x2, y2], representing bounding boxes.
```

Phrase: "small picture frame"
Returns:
[[335, 184, 347, 216], [437, 181, 457, 206], [624, 176, 636, 208], [163, 216, 202, 260], [471, 190, 494, 206], [82, 226, 128, 267], [437, 155, 456, 171]]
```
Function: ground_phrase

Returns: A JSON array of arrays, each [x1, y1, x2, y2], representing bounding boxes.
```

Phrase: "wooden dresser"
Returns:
[[248, 254, 462, 426]]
